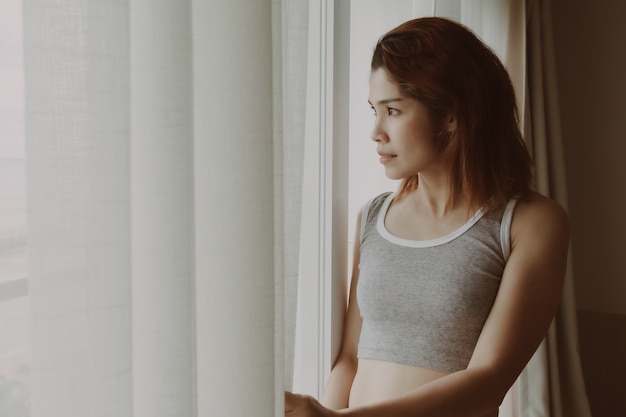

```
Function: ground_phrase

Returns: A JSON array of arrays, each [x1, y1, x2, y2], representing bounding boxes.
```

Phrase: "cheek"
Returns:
[[403, 129, 435, 153]]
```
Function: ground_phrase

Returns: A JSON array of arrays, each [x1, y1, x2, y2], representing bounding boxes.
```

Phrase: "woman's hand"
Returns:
[[285, 391, 339, 417]]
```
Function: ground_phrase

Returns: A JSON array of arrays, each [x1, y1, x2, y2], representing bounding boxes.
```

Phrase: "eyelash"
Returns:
[[371, 107, 399, 116]]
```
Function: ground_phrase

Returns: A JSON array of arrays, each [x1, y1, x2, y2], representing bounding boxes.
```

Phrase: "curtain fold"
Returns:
[[23, 2, 133, 415], [192, 1, 276, 415], [521, 1, 593, 416], [130, 0, 195, 415], [273, 1, 309, 393], [22, 1, 308, 416]]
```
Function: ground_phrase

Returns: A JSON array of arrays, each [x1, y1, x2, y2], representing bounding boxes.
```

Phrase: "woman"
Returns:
[[286, 17, 568, 417]]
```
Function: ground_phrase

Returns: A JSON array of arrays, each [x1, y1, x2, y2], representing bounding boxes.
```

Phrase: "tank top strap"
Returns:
[[500, 197, 520, 260]]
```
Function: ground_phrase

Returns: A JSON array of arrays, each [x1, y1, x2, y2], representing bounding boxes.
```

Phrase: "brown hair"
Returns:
[[371, 17, 533, 210]]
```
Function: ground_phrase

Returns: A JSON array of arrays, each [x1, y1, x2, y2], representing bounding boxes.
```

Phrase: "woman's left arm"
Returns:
[[286, 193, 570, 417]]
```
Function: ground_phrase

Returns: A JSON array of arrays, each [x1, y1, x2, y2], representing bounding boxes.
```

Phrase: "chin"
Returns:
[[383, 169, 407, 181]]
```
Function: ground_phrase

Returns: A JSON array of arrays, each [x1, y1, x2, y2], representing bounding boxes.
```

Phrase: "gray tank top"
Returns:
[[357, 192, 517, 373]]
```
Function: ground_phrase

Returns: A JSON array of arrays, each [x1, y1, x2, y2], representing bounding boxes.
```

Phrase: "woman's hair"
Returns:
[[371, 17, 533, 210]]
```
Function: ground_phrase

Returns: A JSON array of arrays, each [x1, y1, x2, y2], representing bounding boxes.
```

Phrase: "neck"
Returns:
[[411, 173, 468, 218]]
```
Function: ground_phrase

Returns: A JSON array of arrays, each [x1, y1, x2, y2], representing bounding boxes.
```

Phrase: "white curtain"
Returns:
[[21, 1, 308, 416]]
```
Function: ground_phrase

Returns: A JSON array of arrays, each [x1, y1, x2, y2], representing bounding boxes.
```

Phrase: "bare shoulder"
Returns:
[[510, 191, 569, 249]]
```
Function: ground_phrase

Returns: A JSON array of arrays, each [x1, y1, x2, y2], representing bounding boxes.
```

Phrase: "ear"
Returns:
[[445, 113, 457, 133]]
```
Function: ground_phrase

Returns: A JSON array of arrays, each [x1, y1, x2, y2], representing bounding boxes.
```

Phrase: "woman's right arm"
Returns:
[[320, 211, 364, 410]]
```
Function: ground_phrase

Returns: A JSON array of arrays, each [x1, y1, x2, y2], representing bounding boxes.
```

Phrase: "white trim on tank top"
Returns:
[[362, 192, 518, 259], [376, 192, 487, 249]]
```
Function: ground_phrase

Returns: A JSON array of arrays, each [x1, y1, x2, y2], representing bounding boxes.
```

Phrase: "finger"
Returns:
[[284, 391, 297, 412]]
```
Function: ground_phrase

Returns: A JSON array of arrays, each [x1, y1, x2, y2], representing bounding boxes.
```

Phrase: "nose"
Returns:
[[370, 119, 388, 143]]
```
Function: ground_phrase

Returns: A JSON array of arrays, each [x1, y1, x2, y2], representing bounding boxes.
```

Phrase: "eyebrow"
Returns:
[[368, 97, 405, 106]]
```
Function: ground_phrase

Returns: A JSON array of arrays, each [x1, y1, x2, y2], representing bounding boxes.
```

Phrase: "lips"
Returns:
[[377, 152, 397, 164]]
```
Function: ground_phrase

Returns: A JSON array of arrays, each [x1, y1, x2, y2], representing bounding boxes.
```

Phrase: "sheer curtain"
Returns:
[[22, 1, 307, 416]]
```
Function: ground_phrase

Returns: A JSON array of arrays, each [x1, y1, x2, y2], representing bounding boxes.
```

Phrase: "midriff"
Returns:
[[348, 359, 500, 416], [348, 358, 448, 407]]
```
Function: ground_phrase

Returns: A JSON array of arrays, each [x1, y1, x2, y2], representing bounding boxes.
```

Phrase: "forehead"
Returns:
[[368, 68, 406, 102]]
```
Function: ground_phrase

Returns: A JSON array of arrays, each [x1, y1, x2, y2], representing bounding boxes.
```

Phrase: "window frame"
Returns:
[[292, 0, 350, 398]]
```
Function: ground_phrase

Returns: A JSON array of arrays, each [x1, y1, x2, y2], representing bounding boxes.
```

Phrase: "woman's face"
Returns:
[[368, 68, 447, 180]]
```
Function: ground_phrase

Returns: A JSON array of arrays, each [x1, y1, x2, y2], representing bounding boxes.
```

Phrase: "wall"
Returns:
[[550, 1, 626, 416]]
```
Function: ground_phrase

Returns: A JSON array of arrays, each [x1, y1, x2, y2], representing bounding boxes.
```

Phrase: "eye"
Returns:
[[387, 107, 399, 116], [370, 106, 377, 116]]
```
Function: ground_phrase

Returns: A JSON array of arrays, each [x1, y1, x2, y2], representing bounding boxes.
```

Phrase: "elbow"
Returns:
[[333, 351, 358, 374], [465, 366, 516, 415]]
